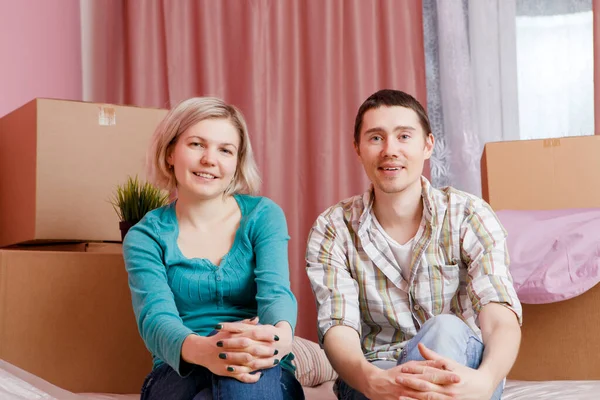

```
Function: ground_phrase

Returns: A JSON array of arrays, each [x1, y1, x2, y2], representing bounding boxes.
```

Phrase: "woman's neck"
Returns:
[[175, 192, 235, 230]]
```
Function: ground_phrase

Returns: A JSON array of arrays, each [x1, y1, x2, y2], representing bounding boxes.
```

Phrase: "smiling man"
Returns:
[[305, 89, 522, 400]]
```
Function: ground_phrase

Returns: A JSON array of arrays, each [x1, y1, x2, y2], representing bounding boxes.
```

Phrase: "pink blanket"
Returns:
[[496, 208, 600, 304]]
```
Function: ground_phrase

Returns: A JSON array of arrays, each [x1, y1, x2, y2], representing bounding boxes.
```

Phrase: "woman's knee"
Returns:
[[141, 364, 207, 400], [212, 366, 284, 400]]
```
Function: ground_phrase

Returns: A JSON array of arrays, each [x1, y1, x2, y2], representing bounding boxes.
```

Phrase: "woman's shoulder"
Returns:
[[124, 203, 175, 243], [235, 194, 284, 218]]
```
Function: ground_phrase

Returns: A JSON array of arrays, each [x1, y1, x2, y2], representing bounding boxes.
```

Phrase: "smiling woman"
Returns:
[[168, 118, 241, 202], [146, 97, 261, 197], [122, 97, 304, 400]]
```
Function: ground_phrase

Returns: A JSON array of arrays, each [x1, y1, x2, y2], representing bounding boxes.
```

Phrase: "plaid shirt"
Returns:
[[306, 177, 522, 362]]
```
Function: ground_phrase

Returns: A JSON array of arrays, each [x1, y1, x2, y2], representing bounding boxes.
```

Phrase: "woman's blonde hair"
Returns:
[[147, 97, 261, 196]]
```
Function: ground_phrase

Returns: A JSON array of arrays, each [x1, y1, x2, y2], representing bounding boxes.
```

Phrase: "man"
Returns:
[[306, 89, 522, 400]]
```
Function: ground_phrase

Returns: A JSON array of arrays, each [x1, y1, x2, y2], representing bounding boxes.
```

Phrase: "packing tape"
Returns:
[[543, 138, 560, 147], [98, 105, 116, 126]]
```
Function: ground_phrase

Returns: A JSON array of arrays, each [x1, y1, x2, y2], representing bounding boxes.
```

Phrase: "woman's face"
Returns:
[[168, 118, 240, 200]]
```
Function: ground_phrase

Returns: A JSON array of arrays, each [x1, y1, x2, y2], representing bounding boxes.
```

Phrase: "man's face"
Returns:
[[355, 106, 434, 195]]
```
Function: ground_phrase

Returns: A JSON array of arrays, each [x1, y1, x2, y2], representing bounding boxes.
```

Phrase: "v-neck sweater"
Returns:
[[123, 194, 298, 375]]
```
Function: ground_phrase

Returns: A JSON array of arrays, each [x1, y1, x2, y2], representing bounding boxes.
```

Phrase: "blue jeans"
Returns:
[[336, 315, 504, 400], [140, 362, 304, 400]]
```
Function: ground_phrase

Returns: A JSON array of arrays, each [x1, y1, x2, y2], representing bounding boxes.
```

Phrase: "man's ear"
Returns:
[[354, 140, 360, 157], [424, 133, 435, 160]]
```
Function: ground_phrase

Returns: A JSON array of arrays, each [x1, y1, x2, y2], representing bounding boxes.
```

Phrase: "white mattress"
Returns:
[[503, 380, 600, 399], [2, 360, 599, 400]]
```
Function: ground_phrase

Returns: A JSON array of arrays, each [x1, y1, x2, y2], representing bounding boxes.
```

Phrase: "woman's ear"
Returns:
[[166, 146, 174, 167]]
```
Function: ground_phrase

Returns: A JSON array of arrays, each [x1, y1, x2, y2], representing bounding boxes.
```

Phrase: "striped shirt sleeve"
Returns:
[[305, 215, 362, 344], [460, 199, 523, 325]]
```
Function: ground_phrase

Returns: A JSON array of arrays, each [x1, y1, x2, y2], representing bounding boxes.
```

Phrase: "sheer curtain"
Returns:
[[80, 0, 427, 341], [423, 0, 519, 195], [423, 0, 594, 196], [516, 10, 594, 139]]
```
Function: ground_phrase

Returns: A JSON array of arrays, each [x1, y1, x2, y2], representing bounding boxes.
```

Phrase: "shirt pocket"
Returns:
[[430, 263, 460, 309]]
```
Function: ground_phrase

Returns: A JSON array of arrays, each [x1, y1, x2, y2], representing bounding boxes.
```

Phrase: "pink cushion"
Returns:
[[497, 208, 600, 304], [292, 337, 338, 387]]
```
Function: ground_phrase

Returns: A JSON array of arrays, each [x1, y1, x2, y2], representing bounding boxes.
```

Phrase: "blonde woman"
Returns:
[[123, 97, 303, 400]]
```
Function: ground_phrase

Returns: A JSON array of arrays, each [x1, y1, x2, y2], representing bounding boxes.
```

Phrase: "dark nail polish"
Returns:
[[250, 316, 258, 321], [274, 335, 280, 341], [219, 353, 227, 359], [215, 324, 223, 330], [273, 359, 280, 365], [216, 341, 223, 347], [274, 349, 279, 356], [227, 366, 234, 372]]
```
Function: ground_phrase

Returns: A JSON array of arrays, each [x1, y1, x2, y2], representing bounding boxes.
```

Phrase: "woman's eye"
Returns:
[[220, 148, 233, 155]]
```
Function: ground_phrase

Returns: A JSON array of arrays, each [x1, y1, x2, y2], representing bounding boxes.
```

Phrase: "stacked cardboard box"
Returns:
[[0, 98, 168, 247], [0, 99, 167, 393], [481, 135, 600, 381]]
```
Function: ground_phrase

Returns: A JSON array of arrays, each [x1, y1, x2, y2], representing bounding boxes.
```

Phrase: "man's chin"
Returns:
[[375, 183, 406, 194], [374, 179, 419, 195]]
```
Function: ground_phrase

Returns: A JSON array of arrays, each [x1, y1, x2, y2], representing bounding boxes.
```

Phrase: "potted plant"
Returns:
[[110, 175, 170, 241]]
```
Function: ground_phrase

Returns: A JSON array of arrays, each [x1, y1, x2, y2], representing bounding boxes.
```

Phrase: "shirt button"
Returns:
[[414, 304, 421, 311], [216, 276, 222, 281]]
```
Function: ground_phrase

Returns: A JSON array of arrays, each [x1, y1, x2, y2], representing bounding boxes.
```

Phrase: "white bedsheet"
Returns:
[[503, 379, 600, 399], [2, 360, 599, 400]]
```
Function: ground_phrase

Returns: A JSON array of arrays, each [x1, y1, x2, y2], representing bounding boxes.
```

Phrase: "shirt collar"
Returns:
[[358, 176, 437, 229]]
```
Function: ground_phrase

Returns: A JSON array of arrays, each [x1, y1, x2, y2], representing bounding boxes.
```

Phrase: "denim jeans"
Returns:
[[140, 362, 304, 400], [336, 314, 504, 400]]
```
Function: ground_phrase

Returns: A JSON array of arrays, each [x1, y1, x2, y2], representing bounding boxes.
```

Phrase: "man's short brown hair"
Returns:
[[354, 89, 431, 144]]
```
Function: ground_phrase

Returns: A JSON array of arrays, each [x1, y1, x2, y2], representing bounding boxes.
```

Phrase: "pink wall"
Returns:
[[0, 0, 82, 118]]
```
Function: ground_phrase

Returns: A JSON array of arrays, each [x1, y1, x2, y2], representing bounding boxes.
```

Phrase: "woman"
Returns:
[[123, 97, 303, 400]]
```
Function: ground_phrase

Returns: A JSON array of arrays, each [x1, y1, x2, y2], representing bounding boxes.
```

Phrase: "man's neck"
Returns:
[[372, 180, 424, 230]]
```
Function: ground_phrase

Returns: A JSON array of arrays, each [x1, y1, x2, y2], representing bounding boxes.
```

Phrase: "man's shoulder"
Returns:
[[308, 192, 368, 243], [431, 185, 491, 215], [317, 192, 366, 225]]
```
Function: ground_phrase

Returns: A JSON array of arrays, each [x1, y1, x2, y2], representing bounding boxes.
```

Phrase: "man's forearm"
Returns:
[[323, 325, 379, 394], [478, 303, 522, 387]]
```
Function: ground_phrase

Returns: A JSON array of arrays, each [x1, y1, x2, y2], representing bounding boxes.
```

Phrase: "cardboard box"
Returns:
[[481, 134, 600, 380], [510, 285, 600, 380], [481, 135, 600, 211], [0, 245, 152, 393], [0, 98, 168, 247]]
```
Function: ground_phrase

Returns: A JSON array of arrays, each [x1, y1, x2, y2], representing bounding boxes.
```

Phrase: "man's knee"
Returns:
[[420, 314, 471, 339], [416, 314, 478, 360]]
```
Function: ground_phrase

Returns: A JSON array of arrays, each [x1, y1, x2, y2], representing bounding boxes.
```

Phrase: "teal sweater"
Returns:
[[122, 194, 298, 376]]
